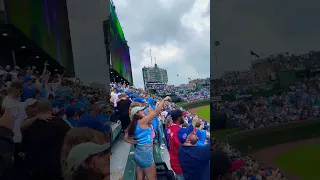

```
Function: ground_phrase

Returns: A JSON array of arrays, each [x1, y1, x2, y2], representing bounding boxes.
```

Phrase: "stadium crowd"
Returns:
[[211, 51, 320, 180], [143, 78, 210, 103], [110, 83, 210, 180], [0, 63, 110, 180]]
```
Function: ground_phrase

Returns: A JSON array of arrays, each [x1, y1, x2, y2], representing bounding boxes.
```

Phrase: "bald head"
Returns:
[[37, 99, 52, 113]]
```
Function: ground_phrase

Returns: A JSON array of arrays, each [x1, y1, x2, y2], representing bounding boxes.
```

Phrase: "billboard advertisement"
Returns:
[[110, 1, 133, 84], [6, 0, 74, 71]]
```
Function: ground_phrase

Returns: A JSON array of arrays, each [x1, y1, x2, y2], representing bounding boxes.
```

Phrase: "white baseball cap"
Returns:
[[25, 98, 37, 106]]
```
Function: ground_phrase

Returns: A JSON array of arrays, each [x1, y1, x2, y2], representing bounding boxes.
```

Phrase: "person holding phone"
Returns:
[[126, 96, 171, 180]]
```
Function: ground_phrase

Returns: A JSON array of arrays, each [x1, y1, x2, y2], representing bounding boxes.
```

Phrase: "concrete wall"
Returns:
[[67, 0, 110, 91]]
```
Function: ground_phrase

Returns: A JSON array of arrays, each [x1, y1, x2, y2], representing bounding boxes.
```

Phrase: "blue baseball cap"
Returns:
[[78, 115, 110, 132], [177, 124, 194, 144], [133, 98, 145, 103], [23, 76, 32, 83]]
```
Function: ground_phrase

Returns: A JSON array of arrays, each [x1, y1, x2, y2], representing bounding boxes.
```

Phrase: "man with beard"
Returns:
[[166, 110, 186, 180], [116, 93, 131, 131], [21, 99, 71, 180], [177, 124, 210, 180]]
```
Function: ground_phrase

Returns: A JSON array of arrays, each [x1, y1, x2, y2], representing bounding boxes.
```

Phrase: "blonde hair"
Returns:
[[60, 127, 109, 180]]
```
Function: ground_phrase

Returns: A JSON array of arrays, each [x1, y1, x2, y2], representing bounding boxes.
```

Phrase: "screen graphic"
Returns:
[[6, 0, 74, 72], [110, 1, 133, 84]]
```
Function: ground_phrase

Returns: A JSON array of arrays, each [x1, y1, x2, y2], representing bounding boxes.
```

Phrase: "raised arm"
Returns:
[[140, 96, 171, 125]]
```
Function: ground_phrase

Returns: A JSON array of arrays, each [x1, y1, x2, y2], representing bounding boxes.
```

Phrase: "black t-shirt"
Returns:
[[21, 116, 71, 180], [117, 99, 131, 118]]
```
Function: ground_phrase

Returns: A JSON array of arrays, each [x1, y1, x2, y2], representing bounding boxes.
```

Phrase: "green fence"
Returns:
[[179, 99, 210, 110], [221, 119, 320, 154]]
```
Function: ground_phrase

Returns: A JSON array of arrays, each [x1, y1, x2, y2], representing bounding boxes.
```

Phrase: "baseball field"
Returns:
[[195, 106, 210, 120], [179, 100, 210, 122], [273, 142, 320, 180]]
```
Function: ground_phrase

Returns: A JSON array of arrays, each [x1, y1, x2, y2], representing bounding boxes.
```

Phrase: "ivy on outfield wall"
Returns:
[[220, 119, 320, 154]]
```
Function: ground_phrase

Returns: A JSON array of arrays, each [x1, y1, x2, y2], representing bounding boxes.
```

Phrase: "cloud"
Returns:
[[112, 0, 210, 88], [212, 0, 320, 78]]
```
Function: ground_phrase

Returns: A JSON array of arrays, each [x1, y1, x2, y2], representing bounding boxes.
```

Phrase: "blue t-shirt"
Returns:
[[178, 145, 210, 180], [99, 113, 109, 123], [23, 85, 36, 100], [40, 88, 47, 98], [196, 129, 207, 145]]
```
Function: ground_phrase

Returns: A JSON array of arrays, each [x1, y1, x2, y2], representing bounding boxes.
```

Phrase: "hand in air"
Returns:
[[164, 96, 171, 102], [192, 115, 199, 122]]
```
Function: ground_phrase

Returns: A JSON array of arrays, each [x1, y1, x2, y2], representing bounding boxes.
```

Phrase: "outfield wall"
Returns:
[[221, 119, 320, 154], [179, 100, 210, 110]]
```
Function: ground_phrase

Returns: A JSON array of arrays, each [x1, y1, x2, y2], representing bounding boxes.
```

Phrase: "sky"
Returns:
[[112, 0, 210, 88], [212, 0, 320, 79]]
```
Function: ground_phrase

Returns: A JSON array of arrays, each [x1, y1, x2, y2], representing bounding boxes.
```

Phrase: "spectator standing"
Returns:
[[127, 96, 171, 180], [177, 124, 210, 180], [167, 110, 186, 180], [0, 108, 14, 180], [22, 76, 36, 101], [21, 99, 71, 180], [117, 93, 131, 131]]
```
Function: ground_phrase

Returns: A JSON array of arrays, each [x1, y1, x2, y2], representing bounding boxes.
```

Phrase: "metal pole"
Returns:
[[11, 50, 16, 67]]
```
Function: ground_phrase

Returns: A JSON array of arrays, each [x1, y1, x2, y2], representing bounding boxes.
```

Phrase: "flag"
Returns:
[[250, 50, 260, 58], [215, 41, 220, 46]]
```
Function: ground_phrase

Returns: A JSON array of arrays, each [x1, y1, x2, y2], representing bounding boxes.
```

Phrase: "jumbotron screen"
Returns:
[[110, 1, 133, 84], [6, 0, 73, 70]]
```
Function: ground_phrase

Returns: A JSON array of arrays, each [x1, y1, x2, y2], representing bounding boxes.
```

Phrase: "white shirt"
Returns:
[[160, 111, 168, 124], [111, 93, 118, 107], [47, 82, 60, 96], [2, 96, 27, 143]]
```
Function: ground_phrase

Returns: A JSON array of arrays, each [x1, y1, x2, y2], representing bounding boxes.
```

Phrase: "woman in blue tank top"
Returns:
[[127, 96, 171, 180]]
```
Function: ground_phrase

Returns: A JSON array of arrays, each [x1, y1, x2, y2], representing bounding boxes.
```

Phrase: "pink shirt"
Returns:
[[151, 125, 155, 140]]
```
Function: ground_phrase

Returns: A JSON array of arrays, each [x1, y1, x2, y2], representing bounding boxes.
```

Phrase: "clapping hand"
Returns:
[[37, 114, 54, 122]]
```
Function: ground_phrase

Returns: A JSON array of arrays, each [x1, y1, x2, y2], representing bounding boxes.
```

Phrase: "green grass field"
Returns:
[[274, 143, 320, 180], [195, 106, 210, 120]]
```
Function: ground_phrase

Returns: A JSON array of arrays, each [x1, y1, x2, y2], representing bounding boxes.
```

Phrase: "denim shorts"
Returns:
[[134, 145, 154, 168]]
